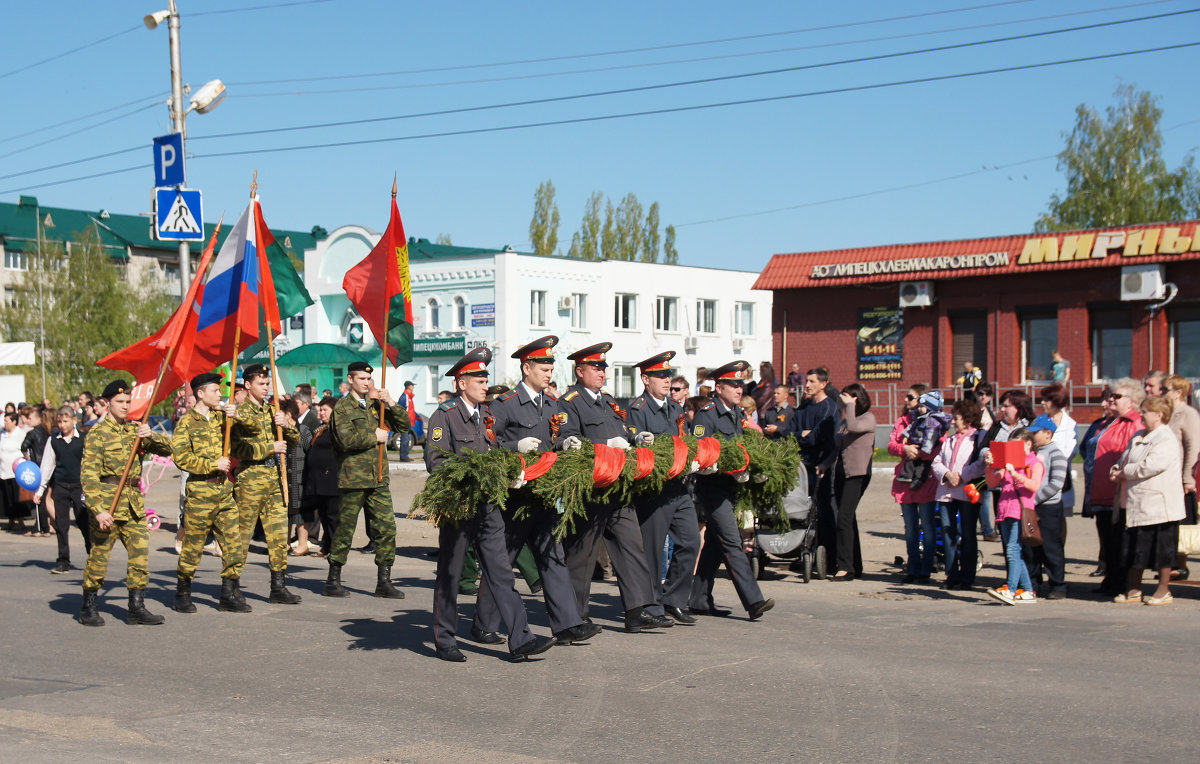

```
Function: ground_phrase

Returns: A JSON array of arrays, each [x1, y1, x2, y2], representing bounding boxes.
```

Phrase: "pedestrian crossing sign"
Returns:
[[153, 187, 204, 241]]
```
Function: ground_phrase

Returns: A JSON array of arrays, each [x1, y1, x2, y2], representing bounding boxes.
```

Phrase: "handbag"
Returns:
[[1019, 497, 1043, 547]]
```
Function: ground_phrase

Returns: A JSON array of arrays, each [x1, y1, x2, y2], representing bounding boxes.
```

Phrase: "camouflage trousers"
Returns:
[[177, 479, 244, 580], [328, 485, 397, 567], [83, 508, 149, 590], [233, 465, 289, 574]]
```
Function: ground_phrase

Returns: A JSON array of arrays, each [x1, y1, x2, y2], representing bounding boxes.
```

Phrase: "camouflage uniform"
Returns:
[[172, 408, 244, 580], [81, 417, 173, 590], [327, 393, 409, 567], [230, 396, 298, 574]]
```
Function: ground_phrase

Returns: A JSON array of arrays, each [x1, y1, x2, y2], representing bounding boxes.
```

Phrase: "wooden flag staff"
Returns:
[[376, 176, 398, 483]]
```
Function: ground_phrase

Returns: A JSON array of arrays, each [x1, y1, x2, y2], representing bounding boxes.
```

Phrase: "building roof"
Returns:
[[405, 237, 519, 259], [754, 219, 1200, 290]]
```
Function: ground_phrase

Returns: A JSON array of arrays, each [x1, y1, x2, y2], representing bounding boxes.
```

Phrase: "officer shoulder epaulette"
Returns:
[[498, 389, 518, 402], [563, 391, 579, 402], [699, 400, 716, 411], [544, 390, 558, 401], [438, 399, 459, 412], [630, 396, 646, 410]]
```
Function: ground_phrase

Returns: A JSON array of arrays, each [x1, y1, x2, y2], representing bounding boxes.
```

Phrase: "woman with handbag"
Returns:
[[1090, 379, 1145, 596], [932, 399, 985, 590], [985, 428, 1042, 605]]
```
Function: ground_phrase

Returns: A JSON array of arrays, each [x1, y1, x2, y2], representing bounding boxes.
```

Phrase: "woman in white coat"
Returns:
[[1111, 396, 1185, 606]]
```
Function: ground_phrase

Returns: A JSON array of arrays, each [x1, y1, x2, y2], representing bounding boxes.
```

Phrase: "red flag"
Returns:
[[342, 192, 414, 367]]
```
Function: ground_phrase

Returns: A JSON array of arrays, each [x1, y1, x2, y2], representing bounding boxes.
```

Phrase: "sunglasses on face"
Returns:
[[905, 394, 917, 400], [1110, 393, 1125, 400], [670, 386, 685, 392]]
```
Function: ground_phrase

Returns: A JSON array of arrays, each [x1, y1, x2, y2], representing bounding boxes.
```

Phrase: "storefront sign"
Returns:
[[1017, 224, 1200, 265], [811, 252, 1008, 279], [471, 302, 495, 327], [857, 307, 903, 380], [414, 337, 466, 357]]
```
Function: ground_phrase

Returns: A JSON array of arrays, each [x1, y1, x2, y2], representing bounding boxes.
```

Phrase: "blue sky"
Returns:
[[2, 0, 1198, 271]]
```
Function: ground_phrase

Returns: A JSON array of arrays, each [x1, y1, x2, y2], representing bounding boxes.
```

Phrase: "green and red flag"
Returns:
[[342, 185, 414, 367]]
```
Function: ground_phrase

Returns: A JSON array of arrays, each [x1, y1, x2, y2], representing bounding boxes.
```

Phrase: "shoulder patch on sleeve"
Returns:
[[630, 397, 646, 410], [700, 401, 716, 411], [694, 425, 705, 436], [563, 391, 579, 401], [431, 427, 444, 442], [438, 400, 458, 411]]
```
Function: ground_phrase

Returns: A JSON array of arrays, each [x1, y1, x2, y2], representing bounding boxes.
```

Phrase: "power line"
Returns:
[[0, 93, 164, 145], [0, 163, 150, 195], [193, 8, 1200, 143], [188, 0, 335, 16], [0, 103, 160, 161], [0, 145, 145, 183]]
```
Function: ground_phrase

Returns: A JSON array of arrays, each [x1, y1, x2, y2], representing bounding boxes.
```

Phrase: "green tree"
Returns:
[[528, 180, 560, 255], [0, 229, 175, 404], [600, 199, 617, 259], [613, 193, 644, 260], [641, 202, 661, 263], [434, 233, 453, 245], [1036, 84, 1200, 232], [568, 191, 603, 260], [662, 224, 679, 265]]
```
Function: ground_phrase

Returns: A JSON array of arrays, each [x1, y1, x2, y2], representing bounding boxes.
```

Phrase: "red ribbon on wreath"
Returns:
[[666, 435, 690, 479], [694, 437, 721, 470], [633, 447, 655, 480], [721, 443, 751, 475], [518, 451, 558, 480], [591, 443, 626, 488]]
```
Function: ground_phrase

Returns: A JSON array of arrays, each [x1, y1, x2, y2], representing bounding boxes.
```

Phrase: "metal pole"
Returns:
[[167, 0, 190, 302], [36, 209, 47, 399]]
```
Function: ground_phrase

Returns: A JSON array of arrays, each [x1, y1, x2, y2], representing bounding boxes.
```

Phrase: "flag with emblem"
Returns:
[[341, 182, 414, 367]]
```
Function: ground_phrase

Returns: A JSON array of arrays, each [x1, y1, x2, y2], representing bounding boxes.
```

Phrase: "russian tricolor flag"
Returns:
[[199, 200, 266, 349]]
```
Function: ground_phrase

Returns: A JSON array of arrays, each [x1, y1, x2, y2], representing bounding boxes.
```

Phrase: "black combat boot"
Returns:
[[127, 588, 166, 625], [173, 576, 197, 613], [374, 565, 405, 599], [79, 588, 105, 627], [322, 563, 349, 597], [219, 578, 252, 612], [230, 576, 249, 607], [268, 570, 302, 604]]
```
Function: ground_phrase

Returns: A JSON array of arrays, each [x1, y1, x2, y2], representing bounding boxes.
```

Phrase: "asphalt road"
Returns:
[[1, 462, 1197, 763]]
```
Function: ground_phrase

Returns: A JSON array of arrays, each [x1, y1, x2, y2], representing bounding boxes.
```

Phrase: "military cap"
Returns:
[[101, 378, 131, 400], [708, 360, 751, 384], [485, 384, 510, 401], [567, 341, 612, 368], [512, 335, 558, 363], [348, 361, 373, 374], [190, 372, 222, 393], [445, 346, 492, 378], [241, 363, 269, 381], [636, 350, 676, 377], [234, 380, 246, 391]]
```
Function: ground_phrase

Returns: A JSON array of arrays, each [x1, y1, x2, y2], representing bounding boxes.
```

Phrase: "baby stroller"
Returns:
[[750, 466, 823, 582]]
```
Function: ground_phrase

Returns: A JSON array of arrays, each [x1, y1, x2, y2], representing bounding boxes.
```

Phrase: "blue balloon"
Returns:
[[15, 460, 41, 492]]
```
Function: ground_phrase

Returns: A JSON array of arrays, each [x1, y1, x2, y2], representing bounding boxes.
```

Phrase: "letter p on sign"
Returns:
[[152, 133, 185, 187]]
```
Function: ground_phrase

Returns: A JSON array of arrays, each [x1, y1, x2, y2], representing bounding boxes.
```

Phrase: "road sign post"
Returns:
[[152, 133, 185, 188], [153, 188, 203, 241]]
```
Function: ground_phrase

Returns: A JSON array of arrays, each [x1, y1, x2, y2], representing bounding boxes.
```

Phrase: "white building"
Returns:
[[301, 227, 773, 416]]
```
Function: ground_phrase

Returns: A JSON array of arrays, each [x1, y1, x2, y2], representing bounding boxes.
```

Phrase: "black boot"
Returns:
[[79, 588, 104, 627], [127, 588, 165, 625], [374, 566, 404, 599], [268, 570, 302, 604], [219, 578, 252, 613], [323, 563, 349, 597], [173, 576, 197, 613]]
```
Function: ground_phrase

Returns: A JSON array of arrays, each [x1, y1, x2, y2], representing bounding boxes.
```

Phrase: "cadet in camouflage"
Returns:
[[171, 373, 251, 614], [229, 364, 302, 605], [78, 379, 173, 627], [322, 361, 409, 599]]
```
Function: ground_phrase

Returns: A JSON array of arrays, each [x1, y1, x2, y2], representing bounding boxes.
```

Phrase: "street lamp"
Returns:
[[144, 0, 225, 300]]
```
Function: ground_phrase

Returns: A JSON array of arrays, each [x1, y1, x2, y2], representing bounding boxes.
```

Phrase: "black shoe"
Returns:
[[323, 563, 350, 597], [79, 588, 104, 627], [624, 608, 672, 632], [1045, 589, 1067, 600], [51, 561, 70, 575], [173, 576, 197, 613], [1088, 564, 1107, 578], [469, 625, 505, 645], [592, 564, 609, 581], [511, 635, 554, 661], [374, 566, 405, 599], [664, 605, 697, 625], [555, 621, 603, 645], [219, 578, 252, 613], [900, 575, 917, 584], [268, 571, 302, 604], [529, 579, 543, 594], [126, 589, 165, 625], [748, 598, 775, 620], [689, 605, 732, 617], [435, 645, 467, 662], [916, 576, 932, 585], [358, 542, 377, 554], [941, 580, 960, 590]]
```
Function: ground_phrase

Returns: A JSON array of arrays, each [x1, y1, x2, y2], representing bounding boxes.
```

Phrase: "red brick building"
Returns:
[[755, 220, 1200, 420]]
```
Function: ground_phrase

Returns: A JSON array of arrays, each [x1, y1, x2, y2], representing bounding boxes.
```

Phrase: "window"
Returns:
[[426, 364, 440, 402], [1019, 310, 1056, 381], [530, 290, 547, 327], [453, 296, 467, 330], [696, 299, 717, 334], [570, 292, 588, 329], [951, 313, 987, 383], [611, 365, 635, 398], [426, 297, 441, 332], [655, 296, 678, 332], [1091, 309, 1133, 381], [734, 302, 755, 336], [4, 250, 27, 271], [1170, 305, 1200, 377], [614, 293, 637, 330], [4, 287, 16, 307]]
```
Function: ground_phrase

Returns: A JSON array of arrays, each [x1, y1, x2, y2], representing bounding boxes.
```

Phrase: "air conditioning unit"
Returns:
[[1120, 264, 1166, 301], [558, 295, 575, 311], [899, 280, 934, 308], [683, 336, 699, 351], [731, 338, 744, 352]]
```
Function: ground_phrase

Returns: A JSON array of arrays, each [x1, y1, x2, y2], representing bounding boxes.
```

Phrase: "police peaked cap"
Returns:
[[708, 360, 750, 382], [567, 342, 612, 367], [101, 379, 131, 400], [191, 372, 223, 393], [446, 346, 492, 378], [512, 335, 558, 362], [636, 350, 676, 376]]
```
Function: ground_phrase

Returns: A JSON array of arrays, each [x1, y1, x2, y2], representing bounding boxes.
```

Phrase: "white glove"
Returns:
[[734, 471, 750, 483], [753, 473, 768, 484], [699, 465, 719, 475], [562, 436, 583, 451], [687, 460, 700, 474], [634, 431, 654, 447], [607, 436, 630, 449], [517, 437, 541, 454], [509, 470, 527, 490]]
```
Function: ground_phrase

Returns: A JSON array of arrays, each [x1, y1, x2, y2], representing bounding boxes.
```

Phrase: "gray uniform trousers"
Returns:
[[635, 481, 701, 615], [434, 505, 534, 653], [475, 495, 583, 635], [687, 477, 764, 612], [563, 502, 655, 619]]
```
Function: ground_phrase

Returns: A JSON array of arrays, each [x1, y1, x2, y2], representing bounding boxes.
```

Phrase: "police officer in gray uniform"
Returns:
[[472, 336, 602, 647], [425, 347, 555, 663], [688, 360, 775, 620], [555, 342, 672, 633], [627, 351, 702, 625]]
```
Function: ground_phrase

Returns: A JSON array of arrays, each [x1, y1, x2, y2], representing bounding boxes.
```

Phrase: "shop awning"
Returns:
[[274, 343, 374, 367]]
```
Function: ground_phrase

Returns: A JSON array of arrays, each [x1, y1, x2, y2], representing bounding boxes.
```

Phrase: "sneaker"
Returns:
[[986, 586, 1015, 605], [51, 561, 70, 574], [1013, 589, 1037, 603]]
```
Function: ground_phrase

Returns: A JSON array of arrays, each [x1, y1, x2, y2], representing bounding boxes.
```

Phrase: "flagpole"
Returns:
[[375, 174, 399, 483], [222, 325, 242, 457], [264, 324, 290, 508]]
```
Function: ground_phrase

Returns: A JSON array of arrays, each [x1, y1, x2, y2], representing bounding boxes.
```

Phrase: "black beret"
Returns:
[[348, 361, 373, 374], [101, 379, 131, 400], [190, 372, 222, 393], [241, 363, 269, 381]]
